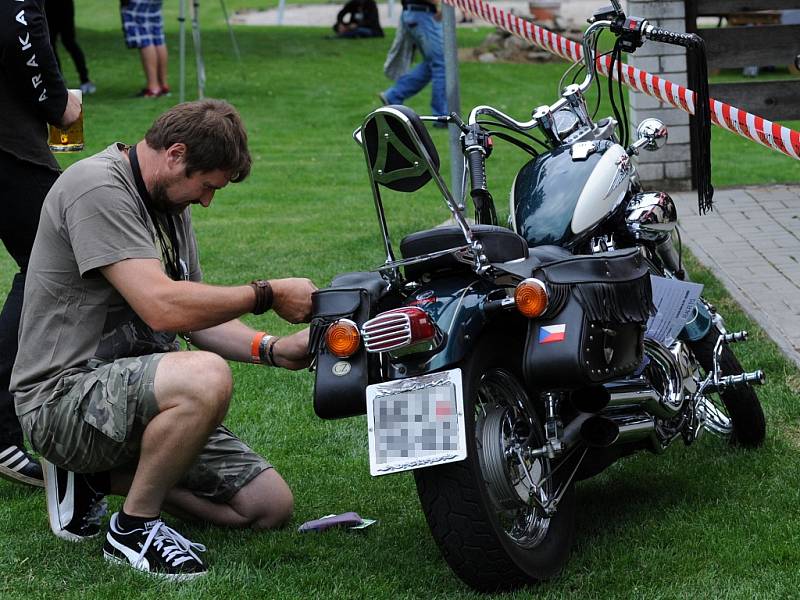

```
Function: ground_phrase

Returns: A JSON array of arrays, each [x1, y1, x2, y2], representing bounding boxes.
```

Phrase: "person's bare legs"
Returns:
[[138, 45, 160, 94], [111, 468, 294, 530], [155, 43, 168, 91], [166, 469, 292, 529], [120, 351, 231, 518]]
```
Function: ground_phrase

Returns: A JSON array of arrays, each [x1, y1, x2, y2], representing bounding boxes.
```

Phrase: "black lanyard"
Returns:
[[128, 144, 182, 281]]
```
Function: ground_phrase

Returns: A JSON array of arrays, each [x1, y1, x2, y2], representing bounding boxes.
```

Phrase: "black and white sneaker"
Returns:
[[103, 513, 208, 581], [42, 458, 108, 542], [0, 444, 44, 487]]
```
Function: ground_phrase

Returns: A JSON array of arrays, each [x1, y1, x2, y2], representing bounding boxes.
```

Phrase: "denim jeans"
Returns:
[[0, 151, 59, 445], [384, 10, 447, 116]]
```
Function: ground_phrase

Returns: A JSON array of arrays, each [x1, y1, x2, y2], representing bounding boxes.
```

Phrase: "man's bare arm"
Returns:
[[101, 258, 316, 333], [191, 321, 310, 370], [101, 259, 255, 332]]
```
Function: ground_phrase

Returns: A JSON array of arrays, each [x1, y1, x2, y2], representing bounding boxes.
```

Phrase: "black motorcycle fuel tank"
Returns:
[[511, 140, 630, 249]]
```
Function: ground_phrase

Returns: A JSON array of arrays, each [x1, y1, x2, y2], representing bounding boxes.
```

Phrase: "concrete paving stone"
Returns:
[[767, 251, 800, 260], [777, 265, 800, 277], [762, 278, 798, 291], [709, 240, 757, 250], [782, 326, 800, 339], [713, 232, 755, 243], [752, 192, 800, 202], [745, 238, 781, 249], [775, 237, 800, 248], [765, 211, 800, 221]]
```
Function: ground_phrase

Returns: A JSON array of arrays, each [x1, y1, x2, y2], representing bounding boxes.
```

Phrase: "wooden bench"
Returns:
[[686, 0, 800, 121]]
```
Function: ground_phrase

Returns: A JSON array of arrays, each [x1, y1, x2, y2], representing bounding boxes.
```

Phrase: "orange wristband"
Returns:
[[250, 331, 267, 363]]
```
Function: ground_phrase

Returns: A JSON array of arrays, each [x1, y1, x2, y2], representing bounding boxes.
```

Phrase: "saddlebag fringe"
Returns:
[[570, 276, 654, 324], [542, 282, 570, 319], [534, 249, 654, 325]]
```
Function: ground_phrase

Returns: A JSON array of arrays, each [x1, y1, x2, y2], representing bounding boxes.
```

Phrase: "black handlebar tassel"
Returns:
[[643, 27, 714, 213], [685, 33, 714, 214]]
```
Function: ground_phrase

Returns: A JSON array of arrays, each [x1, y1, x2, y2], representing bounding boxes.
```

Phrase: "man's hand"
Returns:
[[270, 278, 317, 324], [59, 91, 82, 128], [272, 329, 311, 370]]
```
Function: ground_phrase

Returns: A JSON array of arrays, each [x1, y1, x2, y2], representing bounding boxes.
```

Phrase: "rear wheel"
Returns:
[[414, 337, 576, 592], [689, 324, 766, 448]]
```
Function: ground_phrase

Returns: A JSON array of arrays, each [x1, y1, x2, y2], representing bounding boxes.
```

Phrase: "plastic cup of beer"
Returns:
[[48, 89, 84, 153]]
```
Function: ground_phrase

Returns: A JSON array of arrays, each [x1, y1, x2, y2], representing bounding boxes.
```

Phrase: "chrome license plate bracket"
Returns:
[[366, 368, 467, 476]]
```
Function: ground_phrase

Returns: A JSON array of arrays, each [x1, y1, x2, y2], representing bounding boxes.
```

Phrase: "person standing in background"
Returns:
[[45, 0, 97, 94], [379, 0, 447, 122], [120, 0, 169, 97], [0, 0, 82, 487]]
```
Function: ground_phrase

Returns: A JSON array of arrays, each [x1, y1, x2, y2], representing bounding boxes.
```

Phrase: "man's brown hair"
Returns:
[[145, 99, 252, 183]]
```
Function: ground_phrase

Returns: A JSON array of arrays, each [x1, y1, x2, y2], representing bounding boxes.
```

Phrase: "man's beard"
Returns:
[[151, 181, 187, 215]]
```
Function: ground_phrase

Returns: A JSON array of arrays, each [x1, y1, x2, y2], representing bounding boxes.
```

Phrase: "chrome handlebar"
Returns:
[[467, 19, 613, 128]]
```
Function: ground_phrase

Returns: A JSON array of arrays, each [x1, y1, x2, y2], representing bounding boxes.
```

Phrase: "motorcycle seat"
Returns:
[[400, 225, 528, 279]]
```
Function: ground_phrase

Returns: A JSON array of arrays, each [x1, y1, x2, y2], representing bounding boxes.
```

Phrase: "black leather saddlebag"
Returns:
[[522, 249, 654, 390], [309, 272, 389, 419]]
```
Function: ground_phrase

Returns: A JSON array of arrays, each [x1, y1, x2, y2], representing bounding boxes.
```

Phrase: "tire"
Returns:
[[688, 324, 766, 448], [413, 334, 576, 592]]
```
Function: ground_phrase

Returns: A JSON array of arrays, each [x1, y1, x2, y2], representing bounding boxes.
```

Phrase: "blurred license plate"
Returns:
[[366, 368, 466, 476]]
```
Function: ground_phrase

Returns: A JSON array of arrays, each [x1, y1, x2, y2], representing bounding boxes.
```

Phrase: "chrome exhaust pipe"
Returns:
[[561, 410, 657, 451], [609, 413, 656, 444], [605, 380, 679, 419]]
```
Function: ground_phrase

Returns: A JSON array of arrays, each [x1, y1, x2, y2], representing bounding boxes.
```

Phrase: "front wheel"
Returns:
[[689, 324, 766, 448], [414, 336, 576, 592]]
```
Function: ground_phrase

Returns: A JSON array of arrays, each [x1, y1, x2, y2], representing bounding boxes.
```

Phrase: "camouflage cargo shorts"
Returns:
[[22, 353, 271, 502]]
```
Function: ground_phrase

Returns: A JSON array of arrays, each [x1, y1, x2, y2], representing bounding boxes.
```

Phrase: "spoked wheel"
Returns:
[[414, 336, 576, 592], [689, 324, 766, 448]]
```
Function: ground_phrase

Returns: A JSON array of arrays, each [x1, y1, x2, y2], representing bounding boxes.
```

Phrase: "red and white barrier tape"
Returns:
[[447, 0, 800, 161]]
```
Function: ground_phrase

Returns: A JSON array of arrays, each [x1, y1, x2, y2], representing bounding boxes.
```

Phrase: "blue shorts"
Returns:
[[121, 0, 165, 48]]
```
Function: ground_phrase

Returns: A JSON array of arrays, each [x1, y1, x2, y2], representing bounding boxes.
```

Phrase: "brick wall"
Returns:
[[625, 0, 692, 190]]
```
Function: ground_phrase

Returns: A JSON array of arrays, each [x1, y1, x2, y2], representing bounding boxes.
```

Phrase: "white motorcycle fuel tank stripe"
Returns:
[[571, 143, 630, 235]]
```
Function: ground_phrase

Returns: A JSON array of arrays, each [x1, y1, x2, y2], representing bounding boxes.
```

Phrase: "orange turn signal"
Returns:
[[325, 319, 361, 358], [514, 278, 548, 318]]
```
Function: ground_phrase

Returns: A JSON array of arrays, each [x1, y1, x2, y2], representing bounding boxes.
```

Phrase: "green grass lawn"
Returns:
[[1, 6, 800, 598]]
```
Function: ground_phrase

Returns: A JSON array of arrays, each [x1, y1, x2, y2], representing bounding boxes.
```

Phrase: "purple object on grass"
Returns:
[[298, 512, 363, 532]]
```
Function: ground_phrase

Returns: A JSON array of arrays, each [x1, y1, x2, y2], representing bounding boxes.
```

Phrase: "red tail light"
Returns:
[[362, 307, 442, 355]]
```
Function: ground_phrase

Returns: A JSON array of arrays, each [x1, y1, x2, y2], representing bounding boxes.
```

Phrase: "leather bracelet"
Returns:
[[250, 280, 274, 315], [268, 336, 280, 368], [250, 332, 267, 363]]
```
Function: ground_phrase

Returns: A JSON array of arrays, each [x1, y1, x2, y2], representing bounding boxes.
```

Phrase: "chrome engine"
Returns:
[[579, 339, 701, 452]]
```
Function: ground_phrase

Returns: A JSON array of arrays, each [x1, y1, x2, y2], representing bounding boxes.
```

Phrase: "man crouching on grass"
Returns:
[[10, 99, 315, 580]]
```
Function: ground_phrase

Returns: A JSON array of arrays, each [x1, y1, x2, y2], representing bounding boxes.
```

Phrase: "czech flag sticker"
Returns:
[[539, 324, 566, 344]]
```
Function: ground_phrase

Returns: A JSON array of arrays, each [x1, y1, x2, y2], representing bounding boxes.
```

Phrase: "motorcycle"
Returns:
[[308, 1, 766, 591]]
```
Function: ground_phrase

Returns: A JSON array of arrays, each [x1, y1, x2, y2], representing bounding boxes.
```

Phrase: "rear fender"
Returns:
[[387, 274, 510, 378]]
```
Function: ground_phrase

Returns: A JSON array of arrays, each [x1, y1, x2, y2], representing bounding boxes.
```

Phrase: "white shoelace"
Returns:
[[135, 521, 207, 569]]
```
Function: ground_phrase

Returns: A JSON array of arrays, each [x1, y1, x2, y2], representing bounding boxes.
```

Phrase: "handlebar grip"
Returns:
[[645, 26, 701, 49], [467, 148, 488, 195]]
